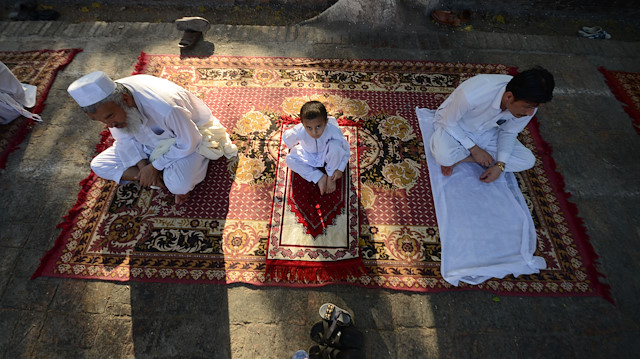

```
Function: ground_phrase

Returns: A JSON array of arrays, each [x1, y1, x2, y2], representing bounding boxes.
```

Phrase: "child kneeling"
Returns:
[[283, 101, 350, 195]]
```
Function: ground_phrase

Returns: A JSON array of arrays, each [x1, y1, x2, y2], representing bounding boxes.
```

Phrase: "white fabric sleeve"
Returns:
[[151, 107, 203, 170], [282, 124, 303, 149], [435, 90, 476, 149], [111, 132, 148, 169], [0, 62, 26, 105], [335, 128, 350, 172]]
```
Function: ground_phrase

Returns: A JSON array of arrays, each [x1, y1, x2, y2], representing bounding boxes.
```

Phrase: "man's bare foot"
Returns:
[[317, 174, 328, 195], [174, 192, 191, 205], [326, 176, 337, 194], [441, 165, 454, 176]]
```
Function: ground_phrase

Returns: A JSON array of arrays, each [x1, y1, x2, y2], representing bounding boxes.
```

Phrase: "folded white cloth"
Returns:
[[416, 107, 545, 286], [149, 119, 237, 163]]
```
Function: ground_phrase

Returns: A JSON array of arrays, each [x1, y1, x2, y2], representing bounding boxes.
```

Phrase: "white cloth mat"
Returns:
[[416, 107, 545, 286]]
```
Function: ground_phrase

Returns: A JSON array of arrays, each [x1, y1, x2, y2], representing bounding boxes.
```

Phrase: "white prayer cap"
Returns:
[[67, 71, 116, 107]]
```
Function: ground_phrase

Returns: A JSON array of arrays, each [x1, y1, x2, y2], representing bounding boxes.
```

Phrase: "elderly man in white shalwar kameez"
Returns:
[[67, 71, 237, 205]]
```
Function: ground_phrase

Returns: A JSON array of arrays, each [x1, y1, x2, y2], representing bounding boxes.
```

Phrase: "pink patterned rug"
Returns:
[[33, 54, 611, 301]]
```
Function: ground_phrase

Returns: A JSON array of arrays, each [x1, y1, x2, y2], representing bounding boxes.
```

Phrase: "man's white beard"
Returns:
[[121, 106, 143, 135]]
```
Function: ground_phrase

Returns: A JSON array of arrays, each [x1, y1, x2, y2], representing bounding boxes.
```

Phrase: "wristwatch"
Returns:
[[495, 162, 505, 172]]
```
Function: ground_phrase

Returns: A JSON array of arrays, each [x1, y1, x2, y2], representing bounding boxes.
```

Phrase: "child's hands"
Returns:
[[330, 170, 343, 181], [318, 174, 328, 195]]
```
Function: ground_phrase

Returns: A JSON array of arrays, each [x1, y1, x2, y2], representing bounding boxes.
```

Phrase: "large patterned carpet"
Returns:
[[0, 49, 81, 169], [33, 54, 610, 300]]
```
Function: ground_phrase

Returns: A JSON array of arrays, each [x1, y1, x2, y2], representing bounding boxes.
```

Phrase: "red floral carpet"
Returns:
[[33, 54, 611, 301], [599, 68, 640, 135], [0, 49, 81, 169], [267, 122, 363, 282]]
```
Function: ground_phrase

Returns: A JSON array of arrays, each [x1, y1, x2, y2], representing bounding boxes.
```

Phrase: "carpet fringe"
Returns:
[[132, 51, 148, 75], [527, 116, 614, 304], [266, 258, 368, 284], [31, 173, 100, 280], [0, 118, 32, 169]]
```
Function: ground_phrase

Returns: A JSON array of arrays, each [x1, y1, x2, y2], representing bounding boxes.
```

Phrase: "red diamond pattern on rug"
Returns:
[[288, 171, 346, 238]]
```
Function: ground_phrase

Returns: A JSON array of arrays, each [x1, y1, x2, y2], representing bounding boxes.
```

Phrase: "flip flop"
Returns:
[[308, 345, 364, 359], [175, 16, 211, 33], [581, 26, 605, 34], [319, 303, 353, 326], [310, 321, 364, 350], [577, 29, 611, 39], [179, 30, 203, 49]]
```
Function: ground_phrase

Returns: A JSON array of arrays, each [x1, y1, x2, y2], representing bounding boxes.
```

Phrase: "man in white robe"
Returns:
[[430, 67, 555, 183], [67, 71, 236, 205], [0, 61, 39, 124]]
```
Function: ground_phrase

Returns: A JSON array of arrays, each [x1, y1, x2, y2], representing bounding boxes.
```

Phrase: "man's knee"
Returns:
[[90, 154, 117, 181], [165, 179, 193, 195], [430, 140, 462, 166], [508, 149, 536, 172], [431, 148, 459, 167], [429, 129, 466, 167], [522, 150, 536, 170], [163, 155, 208, 194]]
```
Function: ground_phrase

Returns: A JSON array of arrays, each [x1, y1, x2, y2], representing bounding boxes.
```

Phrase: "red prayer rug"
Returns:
[[0, 49, 81, 170], [267, 122, 363, 282], [599, 67, 640, 135], [33, 54, 611, 301]]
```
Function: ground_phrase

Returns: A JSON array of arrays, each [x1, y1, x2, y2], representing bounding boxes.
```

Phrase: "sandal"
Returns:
[[319, 303, 353, 326], [179, 30, 203, 49], [431, 10, 461, 26], [310, 321, 364, 350], [308, 345, 364, 359], [577, 26, 611, 39], [175, 16, 211, 33]]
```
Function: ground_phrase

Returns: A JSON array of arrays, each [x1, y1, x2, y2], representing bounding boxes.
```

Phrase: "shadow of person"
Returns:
[[180, 40, 215, 59], [129, 157, 237, 357]]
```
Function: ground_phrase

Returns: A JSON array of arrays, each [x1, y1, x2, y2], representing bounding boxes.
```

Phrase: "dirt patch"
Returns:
[[1, 3, 331, 26], [466, 12, 640, 42], [2, 2, 639, 42]]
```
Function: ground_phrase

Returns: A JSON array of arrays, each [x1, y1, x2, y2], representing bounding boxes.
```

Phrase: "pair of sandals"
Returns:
[[431, 9, 472, 27], [308, 303, 364, 359], [175, 16, 211, 49], [577, 26, 612, 40]]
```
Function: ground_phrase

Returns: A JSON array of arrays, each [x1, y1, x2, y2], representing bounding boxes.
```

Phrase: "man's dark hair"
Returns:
[[300, 101, 328, 121], [506, 66, 555, 104]]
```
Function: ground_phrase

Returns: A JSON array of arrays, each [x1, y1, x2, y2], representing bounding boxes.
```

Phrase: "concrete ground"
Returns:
[[1, 2, 640, 358]]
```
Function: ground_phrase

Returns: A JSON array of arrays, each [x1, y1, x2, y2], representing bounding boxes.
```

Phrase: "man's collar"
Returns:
[[492, 86, 506, 111]]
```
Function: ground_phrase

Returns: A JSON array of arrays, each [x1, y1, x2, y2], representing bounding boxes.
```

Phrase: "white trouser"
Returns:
[[285, 139, 348, 183], [91, 146, 209, 195], [430, 126, 535, 172]]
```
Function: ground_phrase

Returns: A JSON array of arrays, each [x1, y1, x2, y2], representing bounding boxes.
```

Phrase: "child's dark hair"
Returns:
[[506, 66, 555, 105], [300, 101, 328, 121]]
